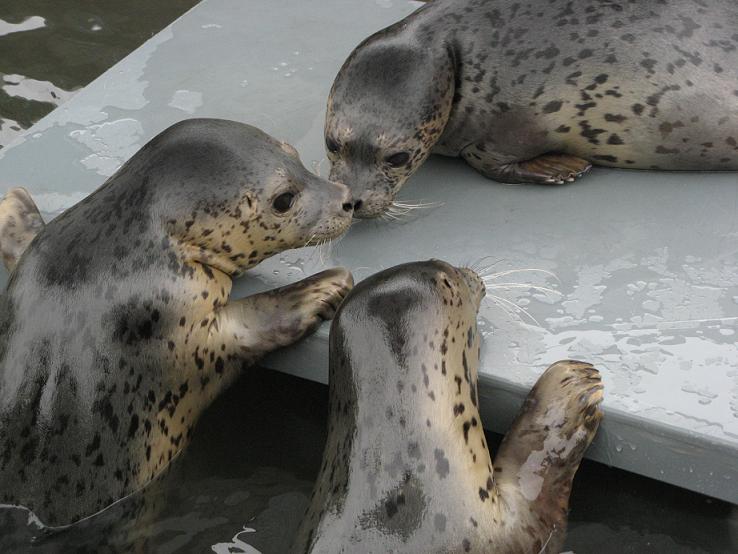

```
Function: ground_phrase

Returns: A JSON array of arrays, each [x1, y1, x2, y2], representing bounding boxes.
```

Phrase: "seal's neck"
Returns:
[[325, 311, 498, 518]]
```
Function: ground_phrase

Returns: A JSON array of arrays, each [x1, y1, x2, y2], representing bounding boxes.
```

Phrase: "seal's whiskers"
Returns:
[[484, 293, 541, 326], [468, 255, 505, 274], [303, 233, 317, 249], [484, 281, 561, 297], [391, 199, 444, 210], [482, 267, 560, 283]]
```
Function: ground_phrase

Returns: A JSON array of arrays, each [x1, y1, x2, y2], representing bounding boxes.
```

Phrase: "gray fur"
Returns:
[[293, 261, 602, 553], [327, 0, 738, 217], [0, 118, 354, 527]]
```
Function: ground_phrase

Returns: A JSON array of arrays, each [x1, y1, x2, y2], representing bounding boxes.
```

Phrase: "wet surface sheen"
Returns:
[[0, 0, 198, 148], [0, 0, 736, 551]]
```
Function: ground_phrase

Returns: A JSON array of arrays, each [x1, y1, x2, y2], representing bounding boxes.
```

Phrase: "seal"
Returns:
[[326, 0, 738, 217], [293, 260, 603, 553], [0, 118, 355, 527]]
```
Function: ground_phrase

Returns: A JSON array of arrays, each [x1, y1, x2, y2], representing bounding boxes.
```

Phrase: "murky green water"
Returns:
[[0, 1, 737, 552], [0, 0, 198, 148]]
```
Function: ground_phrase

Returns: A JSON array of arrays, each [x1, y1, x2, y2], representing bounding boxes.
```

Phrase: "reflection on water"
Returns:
[[0, 0, 198, 149], [1, 368, 735, 553]]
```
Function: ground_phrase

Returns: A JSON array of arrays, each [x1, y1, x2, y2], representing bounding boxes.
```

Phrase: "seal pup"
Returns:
[[326, 0, 738, 217], [0, 118, 354, 527], [293, 260, 603, 553]]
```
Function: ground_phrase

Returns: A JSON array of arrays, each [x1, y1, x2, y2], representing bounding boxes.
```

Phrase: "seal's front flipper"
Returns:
[[217, 267, 354, 355], [0, 187, 45, 272], [493, 360, 603, 552], [477, 153, 592, 185]]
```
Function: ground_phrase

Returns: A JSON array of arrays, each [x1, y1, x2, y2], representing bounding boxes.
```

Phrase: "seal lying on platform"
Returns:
[[293, 260, 603, 553], [0, 118, 354, 527], [326, 0, 738, 217]]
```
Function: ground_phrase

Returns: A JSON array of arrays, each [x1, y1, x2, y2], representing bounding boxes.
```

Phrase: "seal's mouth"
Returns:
[[303, 213, 353, 247]]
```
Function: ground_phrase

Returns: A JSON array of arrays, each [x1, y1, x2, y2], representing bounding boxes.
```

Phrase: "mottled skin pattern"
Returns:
[[293, 260, 603, 553], [327, 0, 738, 217], [0, 188, 44, 272], [0, 119, 355, 527]]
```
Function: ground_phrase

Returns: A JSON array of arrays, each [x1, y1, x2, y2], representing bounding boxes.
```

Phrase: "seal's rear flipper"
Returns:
[[0, 187, 45, 272], [492, 360, 603, 552], [473, 153, 592, 185]]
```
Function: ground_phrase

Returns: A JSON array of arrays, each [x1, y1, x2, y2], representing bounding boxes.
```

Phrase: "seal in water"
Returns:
[[293, 260, 603, 553], [326, 0, 738, 217], [0, 118, 355, 527]]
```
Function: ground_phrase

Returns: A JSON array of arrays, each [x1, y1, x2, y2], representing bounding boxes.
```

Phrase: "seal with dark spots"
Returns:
[[326, 0, 738, 217], [0, 118, 355, 527], [293, 260, 603, 553]]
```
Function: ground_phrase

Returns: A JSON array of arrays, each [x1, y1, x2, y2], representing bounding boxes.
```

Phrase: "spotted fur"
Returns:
[[327, 0, 738, 217], [0, 119, 354, 527], [0, 188, 44, 272], [293, 260, 603, 553]]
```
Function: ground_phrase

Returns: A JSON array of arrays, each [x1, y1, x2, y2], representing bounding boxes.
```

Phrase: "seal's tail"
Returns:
[[0, 187, 45, 272]]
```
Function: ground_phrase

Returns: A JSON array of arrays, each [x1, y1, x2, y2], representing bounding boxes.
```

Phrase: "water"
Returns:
[[0, 1, 737, 552], [2, 369, 735, 552], [0, 0, 199, 149]]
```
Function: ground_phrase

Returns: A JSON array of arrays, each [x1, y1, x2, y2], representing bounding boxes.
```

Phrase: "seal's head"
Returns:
[[124, 119, 354, 275], [326, 40, 454, 218], [331, 258, 486, 394], [337, 259, 485, 335]]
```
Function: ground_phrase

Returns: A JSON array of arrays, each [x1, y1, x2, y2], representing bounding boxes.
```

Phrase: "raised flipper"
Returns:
[[0, 187, 45, 272], [463, 150, 592, 185], [493, 360, 603, 553], [214, 266, 354, 357]]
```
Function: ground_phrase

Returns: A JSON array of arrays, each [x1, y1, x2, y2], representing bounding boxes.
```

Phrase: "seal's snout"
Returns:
[[334, 182, 354, 214], [459, 266, 486, 307], [350, 193, 394, 219]]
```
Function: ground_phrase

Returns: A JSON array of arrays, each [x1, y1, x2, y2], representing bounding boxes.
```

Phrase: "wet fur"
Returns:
[[0, 119, 354, 527], [293, 261, 603, 553], [327, 0, 738, 215]]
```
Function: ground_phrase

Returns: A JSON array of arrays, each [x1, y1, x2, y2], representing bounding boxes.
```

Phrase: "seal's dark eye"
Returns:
[[326, 137, 340, 154], [273, 192, 295, 213], [385, 151, 410, 167]]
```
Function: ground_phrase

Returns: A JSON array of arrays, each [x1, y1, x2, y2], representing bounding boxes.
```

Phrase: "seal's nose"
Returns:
[[333, 181, 353, 215], [353, 199, 363, 211]]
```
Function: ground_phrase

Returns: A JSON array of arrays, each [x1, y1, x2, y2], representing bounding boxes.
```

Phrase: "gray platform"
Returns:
[[0, 0, 736, 503]]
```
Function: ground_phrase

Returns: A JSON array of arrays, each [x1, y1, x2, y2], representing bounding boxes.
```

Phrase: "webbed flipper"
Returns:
[[464, 150, 592, 185], [0, 187, 45, 272], [493, 360, 603, 552]]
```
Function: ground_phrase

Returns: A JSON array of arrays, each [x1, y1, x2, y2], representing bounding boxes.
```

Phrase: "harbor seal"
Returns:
[[293, 260, 603, 553], [0, 118, 354, 527], [326, 0, 738, 217]]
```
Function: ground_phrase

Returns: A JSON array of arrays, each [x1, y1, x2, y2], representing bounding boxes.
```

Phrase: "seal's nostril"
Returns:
[[342, 202, 353, 212], [354, 200, 363, 211]]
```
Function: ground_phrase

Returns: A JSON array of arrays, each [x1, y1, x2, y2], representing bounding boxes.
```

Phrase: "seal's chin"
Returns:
[[303, 216, 353, 246]]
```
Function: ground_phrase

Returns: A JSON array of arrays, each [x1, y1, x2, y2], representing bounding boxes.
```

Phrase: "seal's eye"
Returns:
[[273, 192, 296, 213], [326, 137, 340, 154], [385, 151, 410, 167]]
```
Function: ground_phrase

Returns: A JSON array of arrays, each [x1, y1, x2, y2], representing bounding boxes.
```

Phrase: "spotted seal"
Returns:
[[293, 260, 603, 553], [325, 0, 738, 217], [0, 118, 355, 527]]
